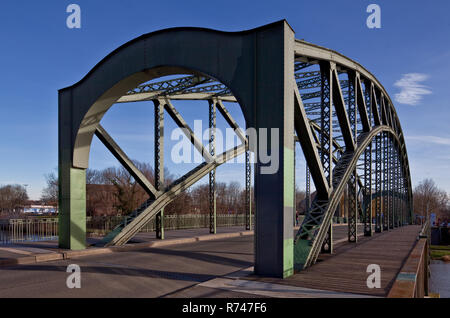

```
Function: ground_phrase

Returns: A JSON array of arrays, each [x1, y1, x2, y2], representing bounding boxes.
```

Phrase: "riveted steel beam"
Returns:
[[347, 70, 357, 242], [383, 131, 389, 231], [330, 67, 355, 151], [375, 133, 383, 233], [216, 100, 247, 144], [319, 62, 334, 254], [363, 141, 373, 236], [164, 99, 213, 163], [295, 126, 399, 269], [356, 75, 371, 132], [380, 95, 389, 126], [154, 99, 165, 239], [370, 84, 382, 126], [95, 124, 158, 199], [245, 150, 252, 230], [294, 84, 329, 197], [209, 100, 217, 234], [106, 144, 247, 247]]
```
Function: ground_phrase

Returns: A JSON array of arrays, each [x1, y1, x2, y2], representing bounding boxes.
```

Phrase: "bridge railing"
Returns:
[[0, 218, 58, 244], [0, 214, 255, 244], [388, 224, 430, 298]]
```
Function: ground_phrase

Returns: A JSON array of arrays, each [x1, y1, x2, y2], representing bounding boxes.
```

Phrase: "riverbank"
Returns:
[[430, 245, 450, 262], [430, 260, 450, 298]]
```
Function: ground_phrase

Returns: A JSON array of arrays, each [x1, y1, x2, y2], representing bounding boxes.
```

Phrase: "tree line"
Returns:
[[1, 160, 448, 223], [0, 184, 29, 217], [413, 178, 449, 224], [41, 161, 257, 217]]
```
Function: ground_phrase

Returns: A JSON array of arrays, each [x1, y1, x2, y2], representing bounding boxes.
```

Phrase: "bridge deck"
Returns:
[[245, 225, 421, 297], [0, 225, 421, 297]]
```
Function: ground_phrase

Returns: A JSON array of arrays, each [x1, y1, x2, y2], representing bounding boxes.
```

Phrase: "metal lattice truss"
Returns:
[[96, 95, 249, 247], [61, 26, 412, 275], [95, 48, 412, 261], [94, 56, 362, 247], [292, 40, 412, 270], [95, 66, 366, 248]]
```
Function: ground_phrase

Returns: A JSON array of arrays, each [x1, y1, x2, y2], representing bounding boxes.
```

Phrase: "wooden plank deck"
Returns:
[[245, 225, 421, 297]]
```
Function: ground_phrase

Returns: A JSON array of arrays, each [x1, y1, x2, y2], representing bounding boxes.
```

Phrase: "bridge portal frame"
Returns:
[[59, 20, 296, 278], [58, 19, 413, 279]]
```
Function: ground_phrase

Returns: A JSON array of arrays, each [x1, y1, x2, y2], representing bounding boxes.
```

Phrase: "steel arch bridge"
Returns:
[[58, 20, 412, 278]]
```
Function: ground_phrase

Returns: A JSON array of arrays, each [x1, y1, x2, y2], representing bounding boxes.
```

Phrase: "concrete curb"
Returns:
[[0, 230, 254, 268], [0, 224, 354, 268]]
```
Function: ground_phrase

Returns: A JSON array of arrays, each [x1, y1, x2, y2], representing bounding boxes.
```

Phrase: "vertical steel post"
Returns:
[[389, 136, 394, 229], [401, 172, 404, 226], [209, 100, 217, 234], [364, 143, 373, 236], [393, 141, 398, 228], [154, 99, 165, 239], [320, 62, 333, 253], [375, 133, 383, 233], [293, 140, 297, 226], [347, 72, 357, 242], [305, 164, 311, 213], [363, 80, 373, 236], [383, 132, 389, 231], [253, 22, 295, 278], [245, 150, 252, 230], [398, 145, 401, 227]]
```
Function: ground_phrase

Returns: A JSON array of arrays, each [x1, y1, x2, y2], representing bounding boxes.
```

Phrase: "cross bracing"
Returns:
[[59, 21, 412, 278]]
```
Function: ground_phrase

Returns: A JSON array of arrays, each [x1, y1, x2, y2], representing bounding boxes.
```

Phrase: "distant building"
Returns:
[[23, 202, 57, 214]]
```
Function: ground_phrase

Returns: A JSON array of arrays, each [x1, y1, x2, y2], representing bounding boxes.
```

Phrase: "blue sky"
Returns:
[[0, 0, 449, 199]]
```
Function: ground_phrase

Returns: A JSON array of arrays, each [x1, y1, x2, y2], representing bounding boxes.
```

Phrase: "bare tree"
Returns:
[[413, 178, 448, 222], [41, 161, 257, 219], [0, 184, 29, 217], [41, 172, 58, 206]]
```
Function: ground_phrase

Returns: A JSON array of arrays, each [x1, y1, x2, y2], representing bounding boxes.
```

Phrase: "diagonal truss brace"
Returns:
[[295, 126, 398, 270], [95, 124, 158, 199], [164, 99, 214, 163], [329, 67, 355, 151], [294, 83, 329, 197]]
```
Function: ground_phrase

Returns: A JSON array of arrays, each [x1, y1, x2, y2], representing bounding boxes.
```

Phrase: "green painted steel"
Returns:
[[57, 20, 413, 278], [58, 168, 86, 250]]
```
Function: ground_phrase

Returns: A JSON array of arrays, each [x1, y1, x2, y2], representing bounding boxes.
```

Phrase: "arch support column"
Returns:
[[253, 22, 295, 278], [58, 90, 87, 250]]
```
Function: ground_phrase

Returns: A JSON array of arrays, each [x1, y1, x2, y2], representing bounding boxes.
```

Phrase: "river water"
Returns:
[[0, 230, 58, 245], [430, 260, 450, 298]]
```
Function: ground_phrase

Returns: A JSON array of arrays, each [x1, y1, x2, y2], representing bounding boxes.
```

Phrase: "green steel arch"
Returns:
[[58, 20, 412, 279]]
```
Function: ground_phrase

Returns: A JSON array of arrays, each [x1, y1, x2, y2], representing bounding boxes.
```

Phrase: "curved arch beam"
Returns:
[[294, 40, 412, 206], [294, 125, 405, 270], [60, 22, 290, 169]]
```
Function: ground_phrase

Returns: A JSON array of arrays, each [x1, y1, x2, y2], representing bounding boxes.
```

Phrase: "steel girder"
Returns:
[[96, 97, 247, 247], [154, 99, 165, 239], [102, 145, 246, 246], [293, 42, 412, 271], [305, 165, 311, 213], [347, 71, 358, 242], [295, 126, 402, 269], [59, 22, 412, 278], [245, 150, 252, 231], [319, 62, 333, 254], [375, 134, 382, 233], [94, 124, 158, 198], [209, 100, 217, 234]]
